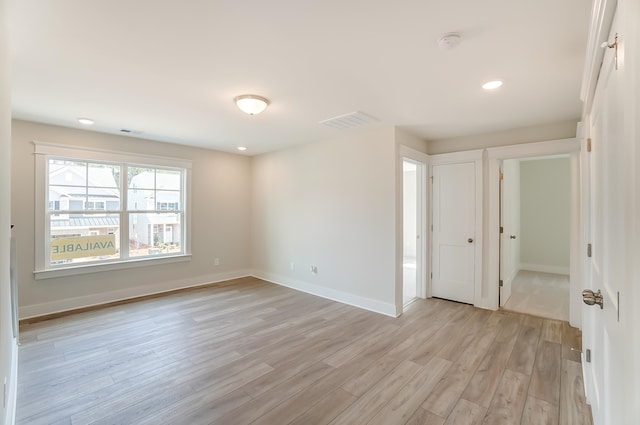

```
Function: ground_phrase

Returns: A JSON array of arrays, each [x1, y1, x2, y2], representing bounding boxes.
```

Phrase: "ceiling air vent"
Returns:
[[119, 129, 143, 135], [319, 111, 379, 130]]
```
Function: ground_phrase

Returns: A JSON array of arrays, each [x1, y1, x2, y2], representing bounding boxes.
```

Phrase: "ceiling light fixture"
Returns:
[[237, 146, 247, 151], [482, 80, 503, 90], [77, 117, 94, 125], [234, 94, 269, 115]]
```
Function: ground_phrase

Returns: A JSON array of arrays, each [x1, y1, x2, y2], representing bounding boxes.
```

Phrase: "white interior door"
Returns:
[[584, 12, 628, 425], [431, 162, 476, 304], [499, 159, 520, 306]]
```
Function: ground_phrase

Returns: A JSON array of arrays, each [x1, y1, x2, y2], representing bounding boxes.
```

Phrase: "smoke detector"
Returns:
[[438, 32, 462, 50]]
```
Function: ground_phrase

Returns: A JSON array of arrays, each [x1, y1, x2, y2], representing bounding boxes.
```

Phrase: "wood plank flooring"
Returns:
[[16, 277, 593, 425]]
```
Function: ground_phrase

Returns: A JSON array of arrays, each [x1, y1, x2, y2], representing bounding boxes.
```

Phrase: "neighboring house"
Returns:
[[128, 170, 181, 250], [48, 163, 120, 247]]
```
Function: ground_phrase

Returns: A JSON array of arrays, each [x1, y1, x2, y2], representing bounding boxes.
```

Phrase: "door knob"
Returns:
[[510, 235, 516, 239], [582, 289, 603, 309], [467, 238, 474, 243]]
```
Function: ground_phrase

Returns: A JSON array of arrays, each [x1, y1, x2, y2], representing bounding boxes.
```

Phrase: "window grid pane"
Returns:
[[45, 158, 185, 268]]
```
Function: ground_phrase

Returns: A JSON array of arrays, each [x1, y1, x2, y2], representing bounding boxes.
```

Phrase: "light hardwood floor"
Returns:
[[17, 277, 592, 425]]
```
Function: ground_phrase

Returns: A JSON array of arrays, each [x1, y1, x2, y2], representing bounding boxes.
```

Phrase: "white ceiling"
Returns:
[[9, 0, 592, 155]]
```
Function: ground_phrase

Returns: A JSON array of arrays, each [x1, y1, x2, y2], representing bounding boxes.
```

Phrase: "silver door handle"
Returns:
[[582, 289, 603, 309]]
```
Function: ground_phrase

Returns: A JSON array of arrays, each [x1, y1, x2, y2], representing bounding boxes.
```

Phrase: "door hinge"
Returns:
[[499, 171, 504, 180], [571, 348, 592, 363], [430, 176, 434, 183], [430, 272, 433, 279], [500, 226, 504, 234], [499, 280, 504, 287], [587, 138, 592, 152], [431, 224, 433, 231], [587, 243, 592, 258]]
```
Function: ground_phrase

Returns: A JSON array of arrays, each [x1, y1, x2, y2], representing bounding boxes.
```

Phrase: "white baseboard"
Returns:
[[19, 269, 252, 319], [508, 268, 519, 283], [19, 268, 399, 320], [251, 270, 398, 317], [519, 263, 570, 275]]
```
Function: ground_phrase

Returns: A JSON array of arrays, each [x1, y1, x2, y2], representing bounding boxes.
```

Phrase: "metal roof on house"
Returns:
[[52, 217, 120, 228]]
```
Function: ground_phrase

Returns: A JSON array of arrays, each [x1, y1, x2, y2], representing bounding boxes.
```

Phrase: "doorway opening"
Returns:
[[499, 155, 571, 321], [402, 159, 419, 306]]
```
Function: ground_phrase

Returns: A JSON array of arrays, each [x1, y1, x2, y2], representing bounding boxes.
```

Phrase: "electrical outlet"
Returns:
[[214, 258, 220, 266], [290, 262, 295, 270], [310, 265, 318, 275]]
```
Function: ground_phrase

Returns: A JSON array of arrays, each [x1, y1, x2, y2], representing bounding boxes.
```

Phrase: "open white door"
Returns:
[[431, 162, 476, 304], [499, 159, 520, 306], [583, 10, 632, 424]]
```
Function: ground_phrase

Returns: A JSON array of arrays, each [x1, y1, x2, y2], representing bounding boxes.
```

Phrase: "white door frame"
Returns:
[[398, 146, 428, 313], [429, 149, 483, 305], [486, 138, 581, 326]]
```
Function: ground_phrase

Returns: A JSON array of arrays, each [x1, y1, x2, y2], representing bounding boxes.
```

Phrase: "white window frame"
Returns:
[[34, 142, 192, 280]]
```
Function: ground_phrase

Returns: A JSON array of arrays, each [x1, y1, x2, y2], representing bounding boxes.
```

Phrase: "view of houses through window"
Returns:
[[47, 158, 185, 267]]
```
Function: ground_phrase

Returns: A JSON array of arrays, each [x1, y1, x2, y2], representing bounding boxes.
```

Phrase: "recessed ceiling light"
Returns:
[[482, 80, 503, 90], [77, 117, 94, 125], [437, 32, 462, 50], [237, 146, 248, 151]]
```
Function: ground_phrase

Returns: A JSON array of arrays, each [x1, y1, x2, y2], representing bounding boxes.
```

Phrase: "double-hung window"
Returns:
[[34, 142, 192, 279]]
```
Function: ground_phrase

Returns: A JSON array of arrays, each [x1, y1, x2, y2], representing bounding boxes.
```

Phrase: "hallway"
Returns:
[[503, 270, 569, 321]]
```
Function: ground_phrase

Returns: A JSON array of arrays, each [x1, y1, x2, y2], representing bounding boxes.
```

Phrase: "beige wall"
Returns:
[[395, 127, 428, 153], [427, 120, 577, 154], [520, 157, 570, 273], [1, 0, 18, 421], [12, 120, 252, 317], [10, 114, 576, 323], [251, 125, 398, 315]]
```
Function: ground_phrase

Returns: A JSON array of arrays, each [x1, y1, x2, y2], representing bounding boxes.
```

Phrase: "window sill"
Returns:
[[34, 254, 192, 280]]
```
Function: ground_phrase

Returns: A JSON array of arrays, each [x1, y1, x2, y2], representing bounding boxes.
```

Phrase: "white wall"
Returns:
[[11, 120, 253, 318], [1, 0, 18, 422], [520, 157, 570, 274], [251, 125, 398, 316]]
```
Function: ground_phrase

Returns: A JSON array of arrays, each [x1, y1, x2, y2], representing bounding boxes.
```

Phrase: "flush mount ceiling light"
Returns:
[[482, 80, 503, 90], [237, 146, 247, 151], [77, 117, 94, 125], [234, 94, 269, 115]]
